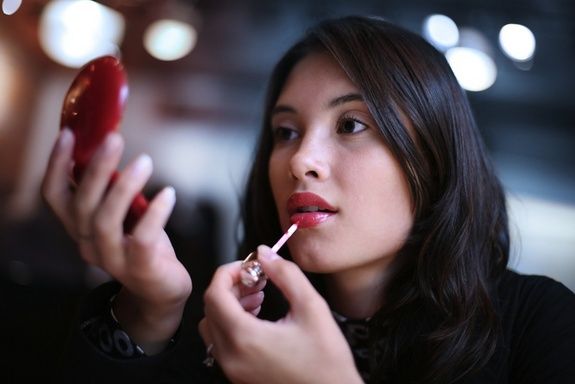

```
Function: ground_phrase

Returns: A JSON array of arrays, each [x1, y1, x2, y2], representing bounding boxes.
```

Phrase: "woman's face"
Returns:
[[268, 52, 414, 278]]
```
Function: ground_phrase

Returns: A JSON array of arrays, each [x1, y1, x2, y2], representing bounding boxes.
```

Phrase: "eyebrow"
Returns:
[[271, 92, 364, 116], [327, 93, 364, 108], [270, 105, 296, 116]]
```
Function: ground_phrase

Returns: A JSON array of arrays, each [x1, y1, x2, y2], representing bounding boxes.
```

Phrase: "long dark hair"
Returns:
[[240, 16, 509, 383]]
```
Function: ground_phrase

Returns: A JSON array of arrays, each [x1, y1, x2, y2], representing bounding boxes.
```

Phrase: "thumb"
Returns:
[[256, 245, 327, 316]]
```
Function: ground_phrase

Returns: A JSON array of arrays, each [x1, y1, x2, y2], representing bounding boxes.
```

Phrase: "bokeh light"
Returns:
[[423, 14, 459, 51], [499, 23, 536, 62], [38, 0, 125, 68], [2, 0, 22, 15], [143, 19, 197, 61], [0, 41, 16, 128], [446, 47, 497, 92]]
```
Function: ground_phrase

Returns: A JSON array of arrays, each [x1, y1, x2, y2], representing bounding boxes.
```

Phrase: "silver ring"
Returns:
[[241, 251, 265, 287], [203, 343, 215, 367]]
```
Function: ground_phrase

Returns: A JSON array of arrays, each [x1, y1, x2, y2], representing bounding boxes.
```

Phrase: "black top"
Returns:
[[59, 269, 575, 383]]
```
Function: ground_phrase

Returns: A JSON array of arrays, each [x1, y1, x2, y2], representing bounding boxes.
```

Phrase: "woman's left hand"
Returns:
[[199, 245, 363, 384]]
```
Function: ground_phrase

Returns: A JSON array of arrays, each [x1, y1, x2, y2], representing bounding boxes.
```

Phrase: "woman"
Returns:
[[43, 16, 575, 383]]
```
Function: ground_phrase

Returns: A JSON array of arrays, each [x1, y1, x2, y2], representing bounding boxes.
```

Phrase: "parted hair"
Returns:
[[239, 16, 509, 383]]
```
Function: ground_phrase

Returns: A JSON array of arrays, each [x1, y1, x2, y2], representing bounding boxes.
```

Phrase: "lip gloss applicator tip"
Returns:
[[271, 222, 298, 253]]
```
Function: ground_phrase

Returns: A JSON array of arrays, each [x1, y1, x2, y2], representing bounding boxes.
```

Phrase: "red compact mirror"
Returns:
[[60, 55, 148, 233]]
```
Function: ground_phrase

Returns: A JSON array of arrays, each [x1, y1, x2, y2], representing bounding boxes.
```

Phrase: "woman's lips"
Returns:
[[290, 212, 334, 228], [287, 192, 337, 228]]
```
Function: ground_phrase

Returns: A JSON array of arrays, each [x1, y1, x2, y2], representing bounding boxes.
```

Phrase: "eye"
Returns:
[[273, 126, 299, 142], [337, 117, 368, 134]]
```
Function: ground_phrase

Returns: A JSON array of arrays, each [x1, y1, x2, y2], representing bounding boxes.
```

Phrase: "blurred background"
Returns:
[[0, 0, 573, 381]]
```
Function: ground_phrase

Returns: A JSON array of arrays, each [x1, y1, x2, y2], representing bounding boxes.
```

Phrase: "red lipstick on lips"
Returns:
[[287, 192, 337, 228]]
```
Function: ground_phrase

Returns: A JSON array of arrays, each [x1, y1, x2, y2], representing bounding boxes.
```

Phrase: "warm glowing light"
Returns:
[[499, 23, 536, 62], [2, 0, 22, 15], [445, 47, 497, 92], [144, 19, 197, 61], [423, 14, 459, 50], [38, 0, 125, 68], [0, 42, 15, 127]]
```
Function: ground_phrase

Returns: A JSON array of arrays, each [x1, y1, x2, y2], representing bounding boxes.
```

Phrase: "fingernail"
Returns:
[[58, 128, 73, 149], [130, 154, 152, 176], [258, 246, 279, 261], [103, 132, 122, 153], [162, 186, 176, 207]]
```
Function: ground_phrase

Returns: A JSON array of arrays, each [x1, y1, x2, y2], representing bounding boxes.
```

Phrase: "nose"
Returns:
[[289, 135, 330, 181]]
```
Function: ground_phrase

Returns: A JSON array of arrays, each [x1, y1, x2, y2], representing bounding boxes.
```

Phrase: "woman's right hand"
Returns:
[[42, 129, 192, 354]]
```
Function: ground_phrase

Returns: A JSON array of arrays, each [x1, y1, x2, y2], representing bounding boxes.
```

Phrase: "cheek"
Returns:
[[268, 153, 289, 215], [343, 153, 413, 242], [268, 154, 282, 192]]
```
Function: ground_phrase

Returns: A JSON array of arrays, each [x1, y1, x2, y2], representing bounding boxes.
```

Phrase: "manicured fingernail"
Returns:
[[258, 246, 279, 261], [162, 186, 176, 207], [58, 128, 73, 149], [130, 154, 152, 176], [102, 132, 122, 153]]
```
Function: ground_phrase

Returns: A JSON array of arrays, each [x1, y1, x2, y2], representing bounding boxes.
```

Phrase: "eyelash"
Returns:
[[272, 126, 298, 142], [272, 115, 369, 143], [336, 116, 369, 135]]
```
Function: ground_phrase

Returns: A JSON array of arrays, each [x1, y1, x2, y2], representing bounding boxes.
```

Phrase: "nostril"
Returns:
[[305, 170, 319, 178]]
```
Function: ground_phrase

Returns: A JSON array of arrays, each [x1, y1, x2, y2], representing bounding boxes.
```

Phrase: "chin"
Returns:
[[290, 252, 340, 274]]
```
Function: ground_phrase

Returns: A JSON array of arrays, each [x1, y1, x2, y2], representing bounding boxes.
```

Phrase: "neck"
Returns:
[[324, 259, 393, 319]]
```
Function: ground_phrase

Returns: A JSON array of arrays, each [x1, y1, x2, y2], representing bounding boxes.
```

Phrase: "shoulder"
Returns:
[[495, 269, 575, 383], [496, 268, 575, 336], [497, 269, 575, 319], [498, 268, 574, 299]]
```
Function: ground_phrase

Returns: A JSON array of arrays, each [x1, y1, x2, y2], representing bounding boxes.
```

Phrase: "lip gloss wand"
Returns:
[[240, 223, 298, 287]]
